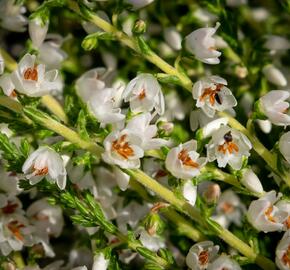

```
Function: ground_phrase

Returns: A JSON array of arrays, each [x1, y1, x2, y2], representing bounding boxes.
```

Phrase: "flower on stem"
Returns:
[[198, 181, 221, 204], [207, 125, 252, 170], [22, 146, 67, 190], [279, 131, 290, 164], [262, 65, 287, 87], [102, 129, 144, 169], [247, 191, 288, 232], [259, 90, 290, 126], [164, 27, 182, 51], [207, 255, 241, 270], [29, 17, 49, 49], [92, 253, 109, 270], [126, 113, 168, 150], [276, 230, 290, 270], [240, 168, 264, 194], [186, 241, 219, 270], [10, 54, 61, 97], [182, 180, 197, 206], [165, 140, 207, 180], [123, 73, 165, 115], [185, 22, 221, 64], [137, 227, 165, 252], [192, 75, 237, 117]]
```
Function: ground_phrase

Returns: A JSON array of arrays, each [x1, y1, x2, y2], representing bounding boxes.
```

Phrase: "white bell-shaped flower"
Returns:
[[123, 73, 165, 115], [276, 230, 290, 270], [192, 75, 237, 117], [29, 17, 49, 48], [260, 90, 290, 126], [92, 253, 109, 270], [182, 180, 197, 206], [126, 113, 168, 150], [164, 27, 182, 50], [165, 140, 207, 180], [262, 65, 287, 87], [11, 54, 60, 97], [138, 227, 165, 252], [240, 168, 264, 194], [186, 241, 219, 270], [207, 125, 252, 170], [22, 146, 67, 190], [185, 23, 221, 64], [279, 131, 290, 164], [102, 129, 144, 169], [207, 255, 241, 270], [247, 191, 287, 232]]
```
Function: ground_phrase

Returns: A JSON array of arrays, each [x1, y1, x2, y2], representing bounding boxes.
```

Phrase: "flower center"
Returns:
[[33, 166, 49, 176], [282, 245, 290, 267], [178, 149, 199, 168], [199, 83, 223, 106], [1, 201, 18, 214], [198, 250, 209, 266], [23, 65, 38, 81], [155, 169, 167, 178], [7, 220, 25, 241], [112, 134, 134, 159], [218, 131, 239, 155], [284, 216, 290, 229], [138, 89, 146, 100], [264, 206, 276, 223], [221, 202, 234, 213]]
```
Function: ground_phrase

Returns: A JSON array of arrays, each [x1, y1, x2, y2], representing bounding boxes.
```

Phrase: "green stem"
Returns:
[[12, 251, 25, 269]]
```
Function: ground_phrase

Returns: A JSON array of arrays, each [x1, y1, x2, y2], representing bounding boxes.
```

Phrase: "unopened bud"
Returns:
[[143, 209, 165, 236], [235, 65, 248, 79], [133, 20, 147, 35], [2, 262, 16, 270], [159, 121, 174, 135], [82, 35, 98, 51], [241, 168, 264, 194], [202, 183, 221, 204]]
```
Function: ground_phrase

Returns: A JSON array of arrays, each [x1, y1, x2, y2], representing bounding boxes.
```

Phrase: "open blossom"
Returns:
[[259, 90, 290, 126], [102, 129, 144, 169], [165, 140, 207, 180], [92, 253, 109, 270], [186, 241, 219, 270], [10, 54, 61, 97], [276, 230, 290, 270], [123, 73, 165, 115], [247, 191, 288, 233], [22, 146, 67, 190], [208, 255, 241, 270], [279, 131, 290, 164], [126, 113, 168, 150], [192, 75, 237, 117], [213, 190, 246, 228], [185, 23, 221, 64], [207, 125, 252, 170], [0, 214, 34, 255]]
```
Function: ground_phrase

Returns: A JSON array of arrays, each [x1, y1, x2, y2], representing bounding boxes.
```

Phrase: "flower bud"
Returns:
[[158, 121, 174, 135], [132, 20, 147, 35], [82, 35, 98, 51], [241, 168, 264, 194], [257, 119, 272, 134], [262, 65, 287, 87], [235, 65, 248, 78], [2, 262, 16, 270], [164, 27, 182, 50], [279, 131, 290, 164], [202, 183, 221, 204], [29, 17, 49, 48], [143, 212, 165, 236]]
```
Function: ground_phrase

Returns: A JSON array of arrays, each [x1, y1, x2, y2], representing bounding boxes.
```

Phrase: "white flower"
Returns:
[[126, 113, 168, 150], [165, 140, 207, 180], [92, 253, 109, 270], [26, 198, 64, 237], [190, 109, 214, 131], [247, 191, 287, 232], [0, 0, 28, 32], [143, 158, 168, 184], [138, 227, 165, 252], [276, 230, 290, 270], [262, 65, 287, 87], [164, 27, 182, 50], [112, 166, 130, 191], [102, 129, 144, 169], [279, 131, 290, 164], [182, 180, 197, 206], [264, 35, 290, 53], [123, 73, 165, 115], [207, 125, 251, 170], [214, 190, 246, 228], [186, 241, 219, 270], [201, 117, 228, 138], [0, 214, 34, 255], [29, 18, 49, 48], [0, 196, 23, 215], [240, 168, 264, 194], [0, 74, 16, 97], [192, 76, 237, 117], [185, 23, 221, 64], [0, 53, 4, 75], [22, 146, 67, 190], [276, 200, 290, 230], [208, 255, 241, 270], [11, 54, 60, 97], [126, 0, 154, 9], [260, 90, 290, 126], [257, 119, 272, 134]]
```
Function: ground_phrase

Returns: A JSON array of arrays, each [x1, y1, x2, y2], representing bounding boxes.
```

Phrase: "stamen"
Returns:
[[198, 250, 209, 266], [112, 134, 134, 159], [282, 245, 290, 267], [7, 220, 25, 241], [264, 206, 276, 223], [23, 65, 38, 81], [138, 89, 146, 100], [1, 201, 18, 214], [178, 149, 199, 168], [221, 202, 234, 213], [33, 166, 48, 176], [199, 84, 224, 106]]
